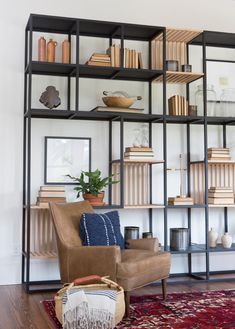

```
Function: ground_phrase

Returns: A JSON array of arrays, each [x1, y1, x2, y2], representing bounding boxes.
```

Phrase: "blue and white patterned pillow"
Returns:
[[80, 211, 125, 249]]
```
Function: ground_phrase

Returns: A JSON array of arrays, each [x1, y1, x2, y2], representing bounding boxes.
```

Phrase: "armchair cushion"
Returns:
[[80, 211, 125, 249]]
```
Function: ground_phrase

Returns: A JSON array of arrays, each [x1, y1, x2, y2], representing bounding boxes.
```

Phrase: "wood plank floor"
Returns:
[[0, 281, 234, 329]]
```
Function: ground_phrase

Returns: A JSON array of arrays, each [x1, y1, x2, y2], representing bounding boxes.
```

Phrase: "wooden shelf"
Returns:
[[191, 160, 235, 164], [113, 159, 164, 164], [30, 251, 57, 259], [209, 204, 235, 208], [124, 204, 164, 209], [155, 28, 202, 43], [155, 71, 204, 84]]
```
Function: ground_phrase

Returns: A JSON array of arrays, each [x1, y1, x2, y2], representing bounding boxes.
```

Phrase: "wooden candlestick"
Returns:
[[38, 37, 46, 61]]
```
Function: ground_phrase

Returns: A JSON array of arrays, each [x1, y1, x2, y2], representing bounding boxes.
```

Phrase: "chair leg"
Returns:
[[124, 291, 130, 317], [161, 278, 167, 300]]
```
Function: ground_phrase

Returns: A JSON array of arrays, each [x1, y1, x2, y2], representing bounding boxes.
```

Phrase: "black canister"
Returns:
[[124, 226, 139, 241], [170, 228, 189, 251], [142, 232, 153, 239]]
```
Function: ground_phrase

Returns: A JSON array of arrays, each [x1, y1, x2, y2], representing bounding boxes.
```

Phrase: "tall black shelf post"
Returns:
[[75, 20, 80, 112], [222, 124, 228, 232], [202, 33, 210, 280]]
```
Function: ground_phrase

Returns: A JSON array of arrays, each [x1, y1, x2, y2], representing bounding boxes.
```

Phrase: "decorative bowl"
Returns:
[[102, 96, 135, 108]]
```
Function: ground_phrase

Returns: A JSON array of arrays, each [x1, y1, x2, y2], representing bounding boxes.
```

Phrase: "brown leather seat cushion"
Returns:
[[117, 249, 171, 291]]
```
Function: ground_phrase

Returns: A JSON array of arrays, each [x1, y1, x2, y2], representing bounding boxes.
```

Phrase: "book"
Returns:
[[38, 191, 66, 197], [209, 187, 233, 191], [86, 61, 111, 67], [208, 197, 234, 204], [92, 53, 110, 58], [207, 153, 230, 157], [106, 46, 115, 67], [124, 151, 154, 156], [37, 201, 66, 207], [37, 196, 66, 202], [40, 185, 65, 191], [92, 106, 144, 114], [89, 57, 111, 63], [208, 192, 234, 198], [208, 148, 230, 152], [168, 196, 193, 202], [125, 147, 153, 152], [138, 52, 143, 69]]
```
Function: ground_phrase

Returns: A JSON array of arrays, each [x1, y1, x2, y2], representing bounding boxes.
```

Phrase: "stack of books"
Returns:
[[124, 147, 154, 160], [124, 48, 143, 69], [36, 186, 66, 207], [207, 148, 231, 161], [168, 196, 194, 206], [168, 95, 188, 116], [208, 187, 234, 205], [86, 53, 111, 67]]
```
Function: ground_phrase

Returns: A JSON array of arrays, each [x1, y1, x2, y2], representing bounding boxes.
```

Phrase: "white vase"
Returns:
[[208, 227, 218, 248], [221, 232, 232, 248]]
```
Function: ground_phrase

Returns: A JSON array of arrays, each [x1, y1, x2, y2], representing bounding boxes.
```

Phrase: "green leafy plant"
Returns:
[[67, 169, 119, 198]]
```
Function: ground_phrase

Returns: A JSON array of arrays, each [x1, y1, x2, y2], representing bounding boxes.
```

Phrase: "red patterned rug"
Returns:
[[43, 290, 235, 329]]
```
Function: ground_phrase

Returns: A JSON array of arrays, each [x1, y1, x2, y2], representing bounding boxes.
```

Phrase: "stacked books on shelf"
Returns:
[[168, 95, 188, 116], [36, 186, 66, 207], [86, 53, 111, 67], [124, 146, 154, 160], [168, 196, 194, 206], [207, 148, 231, 161], [124, 48, 143, 69], [208, 187, 234, 205]]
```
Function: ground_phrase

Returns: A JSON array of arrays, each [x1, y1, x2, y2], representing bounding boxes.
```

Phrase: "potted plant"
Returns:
[[67, 169, 119, 206]]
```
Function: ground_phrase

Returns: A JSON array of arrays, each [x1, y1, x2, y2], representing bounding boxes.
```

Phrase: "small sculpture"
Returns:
[[39, 86, 61, 109]]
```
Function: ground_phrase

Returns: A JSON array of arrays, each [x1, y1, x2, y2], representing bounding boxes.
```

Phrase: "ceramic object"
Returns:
[[182, 64, 192, 72], [208, 227, 218, 248], [38, 37, 46, 61], [47, 39, 57, 62], [221, 232, 232, 248], [83, 192, 105, 206], [166, 60, 179, 71], [62, 39, 70, 64], [39, 86, 61, 109]]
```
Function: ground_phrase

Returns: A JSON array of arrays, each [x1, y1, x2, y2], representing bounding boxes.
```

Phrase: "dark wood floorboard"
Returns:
[[0, 281, 234, 329]]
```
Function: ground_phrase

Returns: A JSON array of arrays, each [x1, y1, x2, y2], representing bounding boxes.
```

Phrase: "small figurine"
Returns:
[[39, 86, 61, 109]]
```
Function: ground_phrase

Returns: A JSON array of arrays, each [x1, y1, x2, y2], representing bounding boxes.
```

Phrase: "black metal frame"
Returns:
[[22, 14, 235, 292]]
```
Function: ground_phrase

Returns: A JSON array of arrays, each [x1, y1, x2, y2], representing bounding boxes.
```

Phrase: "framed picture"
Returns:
[[44, 136, 91, 184]]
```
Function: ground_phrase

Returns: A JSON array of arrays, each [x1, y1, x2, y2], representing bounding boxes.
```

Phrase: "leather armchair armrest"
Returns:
[[65, 245, 121, 282], [126, 238, 160, 252]]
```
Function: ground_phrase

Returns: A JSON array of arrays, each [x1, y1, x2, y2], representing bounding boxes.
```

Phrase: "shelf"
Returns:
[[209, 243, 235, 252], [167, 204, 206, 208], [27, 61, 76, 76], [166, 244, 206, 254], [27, 109, 163, 123], [155, 27, 202, 43], [191, 30, 235, 48], [79, 65, 163, 82], [191, 160, 235, 164], [112, 159, 164, 164], [28, 14, 164, 41], [27, 62, 163, 81], [124, 204, 164, 209], [165, 115, 204, 124], [155, 71, 204, 84], [30, 251, 57, 259]]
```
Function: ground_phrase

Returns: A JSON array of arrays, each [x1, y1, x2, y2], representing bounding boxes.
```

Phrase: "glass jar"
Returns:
[[220, 88, 235, 117], [195, 84, 217, 116]]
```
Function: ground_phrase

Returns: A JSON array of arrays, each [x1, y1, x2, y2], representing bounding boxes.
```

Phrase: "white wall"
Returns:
[[1, 0, 235, 284]]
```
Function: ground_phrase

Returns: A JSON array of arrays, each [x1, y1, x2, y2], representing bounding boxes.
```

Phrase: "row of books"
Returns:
[[36, 186, 66, 207], [168, 95, 188, 116], [86, 45, 143, 69], [124, 146, 154, 160], [208, 187, 234, 205], [207, 147, 231, 161]]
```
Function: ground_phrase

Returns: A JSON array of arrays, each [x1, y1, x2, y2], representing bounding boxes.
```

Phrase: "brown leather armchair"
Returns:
[[50, 201, 171, 314]]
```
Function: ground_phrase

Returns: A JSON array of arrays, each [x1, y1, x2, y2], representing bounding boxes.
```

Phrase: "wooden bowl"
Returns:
[[102, 96, 135, 108]]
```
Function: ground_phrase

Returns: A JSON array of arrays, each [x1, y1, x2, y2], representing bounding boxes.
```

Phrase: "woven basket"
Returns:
[[54, 276, 125, 326]]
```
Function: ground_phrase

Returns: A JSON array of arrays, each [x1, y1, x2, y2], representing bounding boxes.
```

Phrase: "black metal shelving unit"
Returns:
[[22, 14, 235, 292]]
